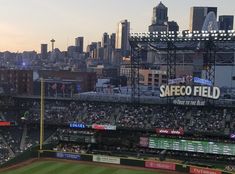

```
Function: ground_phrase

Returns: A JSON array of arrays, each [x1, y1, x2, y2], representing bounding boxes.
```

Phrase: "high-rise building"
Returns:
[[189, 7, 217, 31], [149, 1, 168, 32], [165, 21, 179, 32], [75, 37, 84, 53], [67, 46, 80, 59], [102, 33, 109, 48], [152, 1, 168, 25], [41, 44, 48, 59], [219, 15, 234, 30], [115, 19, 130, 56], [102, 33, 111, 64], [110, 33, 116, 50], [87, 42, 100, 59]]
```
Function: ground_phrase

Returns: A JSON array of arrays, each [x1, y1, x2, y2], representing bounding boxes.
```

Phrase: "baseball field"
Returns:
[[0, 159, 180, 174]]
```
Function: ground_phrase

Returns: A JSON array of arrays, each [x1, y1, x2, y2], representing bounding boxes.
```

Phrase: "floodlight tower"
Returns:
[[50, 39, 55, 51], [129, 30, 235, 104], [130, 41, 141, 105]]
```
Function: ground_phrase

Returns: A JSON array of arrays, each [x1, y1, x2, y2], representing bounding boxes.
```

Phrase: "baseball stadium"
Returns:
[[1, 1, 235, 174]]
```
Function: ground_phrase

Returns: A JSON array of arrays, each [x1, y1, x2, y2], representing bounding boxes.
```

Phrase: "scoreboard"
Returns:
[[149, 137, 235, 156]]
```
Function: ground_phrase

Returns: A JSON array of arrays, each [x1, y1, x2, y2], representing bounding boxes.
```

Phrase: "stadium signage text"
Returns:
[[56, 152, 80, 160], [93, 155, 120, 164], [168, 78, 185, 85], [190, 166, 221, 174], [145, 161, 176, 171], [193, 77, 212, 86], [156, 128, 184, 135], [160, 85, 220, 99], [173, 99, 205, 106], [91, 124, 116, 130], [0, 121, 11, 126], [69, 123, 86, 129]]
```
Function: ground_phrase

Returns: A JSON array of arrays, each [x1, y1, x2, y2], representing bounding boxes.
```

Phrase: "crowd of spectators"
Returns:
[[17, 99, 235, 134], [0, 135, 12, 165], [187, 108, 227, 133], [53, 143, 87, 154], [0, 97, 235, 166]]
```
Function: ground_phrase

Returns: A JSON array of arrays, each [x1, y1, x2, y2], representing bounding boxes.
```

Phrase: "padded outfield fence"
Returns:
[[40, 150, 234, 174], [1, 145, 232, 174], [2, 146, 232, 174]]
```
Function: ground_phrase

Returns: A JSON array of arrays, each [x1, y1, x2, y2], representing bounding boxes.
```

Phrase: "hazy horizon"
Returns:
[[0, 0, 235, 52]]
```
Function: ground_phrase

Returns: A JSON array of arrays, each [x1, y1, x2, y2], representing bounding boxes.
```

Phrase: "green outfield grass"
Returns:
[[1, 161, 162, 174]]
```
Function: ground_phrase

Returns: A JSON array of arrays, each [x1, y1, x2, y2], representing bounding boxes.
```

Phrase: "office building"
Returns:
[[110, 33, 116, 50], [75, 37, 84, 53], [149, 1, 168, 32], [102, 33, 110, 64], [219, 15, 234, 30], [41, 44, 48, 59], [189, 7, 217, 31], [115, 20, 130, 56], [166, 21, 179, 32]]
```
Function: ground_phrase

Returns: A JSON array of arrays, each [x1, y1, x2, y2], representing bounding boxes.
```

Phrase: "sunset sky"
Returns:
[[0, 0, 234, 52]]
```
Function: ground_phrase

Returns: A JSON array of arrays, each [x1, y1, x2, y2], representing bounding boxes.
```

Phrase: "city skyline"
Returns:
[[0, 0, 235, 52]]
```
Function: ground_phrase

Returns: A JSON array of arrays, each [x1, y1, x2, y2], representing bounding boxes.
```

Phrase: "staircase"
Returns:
[[80, 105, 88, 121], [110, 107, 119, 125], [185, 110, 192, 131], [0, 112, 5, 121], [115, 107, 122, 124], [0, 134, 15, 158], [20, 125, 27, 151]]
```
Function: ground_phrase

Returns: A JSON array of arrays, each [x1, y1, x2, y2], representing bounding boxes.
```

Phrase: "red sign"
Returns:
[[0, 121, 11, 126], [91, 124, 116, 130], [190, 166, 221, 174], [145, 161, 176, 171], [156, 128, 184, 135]]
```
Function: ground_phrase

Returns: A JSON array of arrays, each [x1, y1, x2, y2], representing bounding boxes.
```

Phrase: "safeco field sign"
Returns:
[[160, 85, 220, 99]]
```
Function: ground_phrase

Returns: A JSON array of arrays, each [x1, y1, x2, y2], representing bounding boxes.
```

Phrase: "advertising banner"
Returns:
[[193, 77, 212, 86], [69, 123, 86, 129], [56, 152, 80, 160], [145, 161, 176, 171], [168, 78, 185, 85], [93, 155, 120, 164], [91, 124, 116, 130], [0, 121, 11, 126], [190, 166, 221, 174], [156, 128, 184, 135]]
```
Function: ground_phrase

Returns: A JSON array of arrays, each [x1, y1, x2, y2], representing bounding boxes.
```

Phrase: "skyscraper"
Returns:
[[110, 33, 116, 50], [75, 37, 84, 53], [67, 46, 79, 59], [115, 19, 130, 56], [189, 7, 217, 31], [102, 32, 110, 64], [41, 44, 48, 59], [149, 1, 168, 32], [102, 33, 109, 48], [219, 15, 234, 30], [166, 21, 179, 32]]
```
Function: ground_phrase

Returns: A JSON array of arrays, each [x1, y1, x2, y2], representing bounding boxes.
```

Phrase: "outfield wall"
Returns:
[[40, 150, 233, 174]]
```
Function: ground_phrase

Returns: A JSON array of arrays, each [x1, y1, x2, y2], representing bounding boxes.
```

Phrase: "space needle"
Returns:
[[50, 39, 55, 51]]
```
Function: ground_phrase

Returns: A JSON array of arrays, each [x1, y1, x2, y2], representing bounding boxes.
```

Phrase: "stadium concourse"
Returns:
[[0, 95, 235, 173]]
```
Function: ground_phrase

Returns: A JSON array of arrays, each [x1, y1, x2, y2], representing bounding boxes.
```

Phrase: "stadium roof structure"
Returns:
[[129, 30, 235, 104]]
